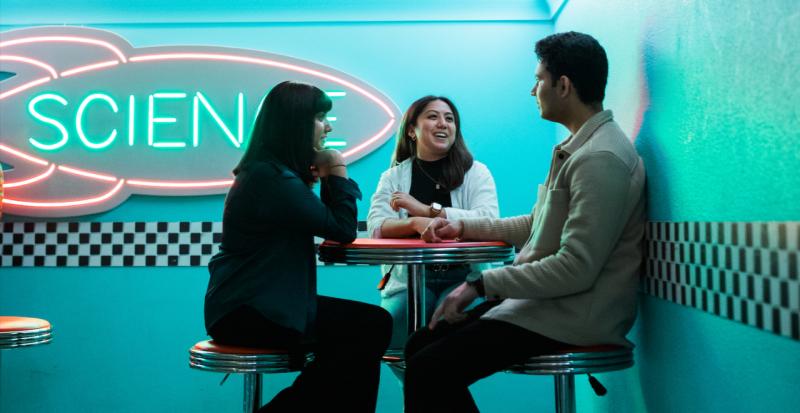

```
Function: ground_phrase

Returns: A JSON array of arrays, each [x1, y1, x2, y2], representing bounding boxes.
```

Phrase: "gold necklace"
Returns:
[[415, 158, 447, 191]]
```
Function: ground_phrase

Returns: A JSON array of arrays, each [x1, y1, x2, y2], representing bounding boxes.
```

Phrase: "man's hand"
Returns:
[[390, 192, 427, 216], [421, 218, 464, 243], [429, 282, 478, 330]]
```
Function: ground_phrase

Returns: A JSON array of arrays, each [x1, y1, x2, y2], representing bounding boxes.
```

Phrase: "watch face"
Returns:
[[431, 202, 442, 211]]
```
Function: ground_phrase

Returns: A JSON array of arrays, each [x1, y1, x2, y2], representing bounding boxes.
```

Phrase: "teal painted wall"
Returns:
[[1, 19, 561, 413], [555, 0, 800, 412]]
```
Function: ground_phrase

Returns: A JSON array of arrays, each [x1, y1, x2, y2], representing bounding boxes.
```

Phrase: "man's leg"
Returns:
[[404, 304, 566, 413]]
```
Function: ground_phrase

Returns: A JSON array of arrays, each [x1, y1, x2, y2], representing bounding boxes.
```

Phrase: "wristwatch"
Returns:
[[465, 270, 486, 297], [429, 202, 443, 218]]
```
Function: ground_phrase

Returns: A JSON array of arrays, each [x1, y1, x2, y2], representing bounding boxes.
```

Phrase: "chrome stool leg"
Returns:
[[554, 374, 575, 413], [243, 373, 262, 413]]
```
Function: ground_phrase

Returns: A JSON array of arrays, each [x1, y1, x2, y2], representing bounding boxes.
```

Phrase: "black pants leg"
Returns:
[[403, 301, 566, 413], [209, 296, 392, 413]]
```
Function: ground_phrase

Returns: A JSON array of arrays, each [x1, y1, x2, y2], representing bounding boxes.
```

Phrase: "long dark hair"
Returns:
[[234, 81, 332, 184], [391, 96, 473, 189]]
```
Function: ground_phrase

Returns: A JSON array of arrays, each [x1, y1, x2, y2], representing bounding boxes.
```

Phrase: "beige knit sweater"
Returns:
[[462, 111, 646, 347]]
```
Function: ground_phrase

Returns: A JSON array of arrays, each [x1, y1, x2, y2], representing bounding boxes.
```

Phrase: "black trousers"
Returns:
[[404, 301, 567, 413], [209, 296, 392, 413]]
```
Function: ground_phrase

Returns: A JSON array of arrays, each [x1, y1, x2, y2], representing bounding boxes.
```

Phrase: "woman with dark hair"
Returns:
[[366, 95, 499, 351], [205, 81, 392, 412]]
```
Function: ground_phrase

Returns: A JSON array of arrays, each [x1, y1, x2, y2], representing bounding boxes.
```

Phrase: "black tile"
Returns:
[[780, 281, 789, 308], [113, 245, 123, 255], [726, 296, 734, 319], [146, 233, 156, 243], [135, 222, 145, 232], [68, 245, 78, 255], [146, 256, 156, 266], [69, 222, 79, 232], [91, 222, 101, 232], [179, 245, 189, 254], [778, 224, 787, 249], [46, 222, 57, 232], [135, 245, 145, 254], [191, 233, 201, 243], [101, 256, 111, 266], [24, 222, 35, 232], [740, 299, 748, 324], [35, 233, 45, 243], [755, 303, 764, 329], [90, 245, 100, 255], [113, 222, 123, 232], [772, 308, 781, 335], [34, 256, 45, 266], [202, 222, 212, 232], [57, 233, 67, 244], [124, 233, 134, 243], [168, 233, 178, 243], [56, 256, 67, 266], [157, 244, 167, 255], [180, 222, 190, 232], [102, 233, 112, 244], [190, 256, 201, 266], [46, 245, 55, 255], [760, 223, 769, 248], [124, 256, 134, 266], [78, 256, 89, 266], [79, 233, 89, 244]]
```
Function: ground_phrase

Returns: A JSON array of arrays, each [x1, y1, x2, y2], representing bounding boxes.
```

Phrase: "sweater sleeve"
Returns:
[[461, 214, 533, 249], [259, 170, 362, 244], [481, 152, 636, 299], [366, 167, 400, 238]]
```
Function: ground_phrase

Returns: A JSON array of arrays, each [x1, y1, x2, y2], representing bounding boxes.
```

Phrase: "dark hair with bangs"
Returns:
[[391, 96, 473, 190], [535, 31, 608, 105], [234, 81, 332, 184]]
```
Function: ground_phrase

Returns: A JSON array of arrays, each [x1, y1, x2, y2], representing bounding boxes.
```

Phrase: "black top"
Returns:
[[204, 159, 362, 338], [409, 157, 452, 215]]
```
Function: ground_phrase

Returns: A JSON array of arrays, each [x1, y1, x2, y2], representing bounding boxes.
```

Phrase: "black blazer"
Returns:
[[204, 159, 361, 337]]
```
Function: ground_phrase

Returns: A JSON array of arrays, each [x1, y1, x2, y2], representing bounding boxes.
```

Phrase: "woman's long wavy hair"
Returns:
[[391, 96, 473, 190], [234, 81, 332, 184]]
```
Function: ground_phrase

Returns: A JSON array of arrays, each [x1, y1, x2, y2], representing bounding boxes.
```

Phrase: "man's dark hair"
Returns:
[[535, 31, 608, 105], [234, 81, 332, 183]]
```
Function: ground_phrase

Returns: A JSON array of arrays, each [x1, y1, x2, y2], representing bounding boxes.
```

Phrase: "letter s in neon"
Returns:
[[28, 93, 69, 151]]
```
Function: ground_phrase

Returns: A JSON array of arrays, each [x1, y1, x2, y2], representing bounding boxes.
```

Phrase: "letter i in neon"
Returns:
[[128, 95, 135, 146]]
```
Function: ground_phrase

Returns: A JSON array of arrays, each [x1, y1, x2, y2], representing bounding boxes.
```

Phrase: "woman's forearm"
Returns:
[[378, 217, 432, 238]]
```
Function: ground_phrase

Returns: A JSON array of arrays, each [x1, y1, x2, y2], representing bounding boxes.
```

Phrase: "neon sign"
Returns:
[[0, 26, 400, 217]]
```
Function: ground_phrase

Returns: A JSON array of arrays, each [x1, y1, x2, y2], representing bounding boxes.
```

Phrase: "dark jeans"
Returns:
[[209, 296, 392, 413], [404, 301, 567, 413]]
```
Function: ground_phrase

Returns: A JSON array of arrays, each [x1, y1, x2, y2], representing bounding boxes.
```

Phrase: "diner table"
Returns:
[[318, 238, 515, 335]]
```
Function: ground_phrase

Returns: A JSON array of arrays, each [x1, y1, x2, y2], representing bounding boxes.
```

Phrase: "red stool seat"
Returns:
[[0, 316, 53, 348]]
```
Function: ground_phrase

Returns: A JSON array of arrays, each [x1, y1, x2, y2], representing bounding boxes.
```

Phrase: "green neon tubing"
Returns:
[[193, 92, 243, 148], [76, 93, 119, 150], [149, 92, 188, 148], [28, 93, 69, 151]]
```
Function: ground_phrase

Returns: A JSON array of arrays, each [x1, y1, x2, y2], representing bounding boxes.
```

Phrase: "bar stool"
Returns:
[[506, 345, 634, 413], [189, 340, 311, 413], [0, 316, 53, 404], [0, 316, 52, 349]]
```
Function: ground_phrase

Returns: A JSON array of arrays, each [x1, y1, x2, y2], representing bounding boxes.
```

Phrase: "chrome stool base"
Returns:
[[189, 340, 311, 413], [506, 345, 634, 413]]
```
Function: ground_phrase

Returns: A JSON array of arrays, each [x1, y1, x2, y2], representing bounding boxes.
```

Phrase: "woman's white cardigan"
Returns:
[[366, 158, 500, 298]]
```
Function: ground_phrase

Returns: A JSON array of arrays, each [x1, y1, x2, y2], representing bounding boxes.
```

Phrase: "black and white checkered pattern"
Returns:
[[1, 222, 222, 267], [0, 221, 369, 268], [644, 221, 800, 341]]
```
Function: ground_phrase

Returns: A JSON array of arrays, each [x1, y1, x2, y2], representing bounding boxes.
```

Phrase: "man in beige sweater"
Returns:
[[404, 32, 646, 413]]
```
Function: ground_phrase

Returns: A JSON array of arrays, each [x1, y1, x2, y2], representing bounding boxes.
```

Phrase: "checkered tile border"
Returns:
[[644, 221, 800, 341], [0, 221, 369, 268]]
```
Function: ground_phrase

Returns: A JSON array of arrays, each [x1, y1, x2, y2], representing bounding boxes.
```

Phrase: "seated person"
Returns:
[[204, 81, 392, 412], [366, 95, 499, 350], [404, 32, 647, 413]]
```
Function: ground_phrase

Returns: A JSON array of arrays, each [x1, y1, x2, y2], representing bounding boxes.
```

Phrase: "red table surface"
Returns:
[[320, 238, 510, 249]]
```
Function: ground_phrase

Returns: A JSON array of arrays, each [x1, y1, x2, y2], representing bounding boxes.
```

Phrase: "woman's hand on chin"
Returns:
[[312, 149, 348, 179]]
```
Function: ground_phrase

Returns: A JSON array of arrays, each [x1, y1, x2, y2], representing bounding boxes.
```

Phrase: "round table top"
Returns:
[[318, 238, 515, 265], [0, 316, 51, 333]]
